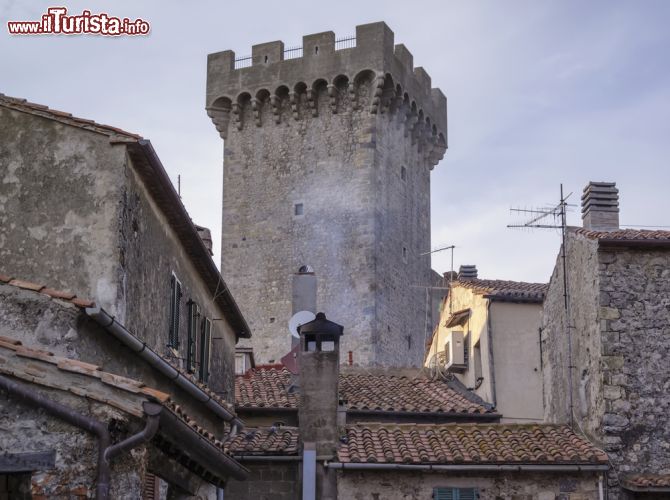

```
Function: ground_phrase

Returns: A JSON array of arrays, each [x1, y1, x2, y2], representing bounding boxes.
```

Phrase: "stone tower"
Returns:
[[206, 22, 447, 367]]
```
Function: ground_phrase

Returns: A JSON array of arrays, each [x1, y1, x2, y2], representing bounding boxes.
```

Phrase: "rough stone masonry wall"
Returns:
[[224, 462, 299, 500], [120, 157, 237, 401], [541, 232, 602, 434], [206, 23, 447, 367], [218, 81, 378, 366], [337, 471, 601, 500], [597, 246, 670, 491]]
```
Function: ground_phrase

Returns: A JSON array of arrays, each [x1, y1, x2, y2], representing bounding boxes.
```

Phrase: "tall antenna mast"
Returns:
[[507, 184, 575, 428]]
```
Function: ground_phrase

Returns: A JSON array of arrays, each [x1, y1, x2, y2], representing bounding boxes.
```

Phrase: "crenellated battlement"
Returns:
[[206, 22, 447, 166]]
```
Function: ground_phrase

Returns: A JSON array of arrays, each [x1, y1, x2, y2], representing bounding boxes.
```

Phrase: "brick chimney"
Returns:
[[581, 182, 619, 231], [458, 265, 478, 280], [297, 312, 343, 499]]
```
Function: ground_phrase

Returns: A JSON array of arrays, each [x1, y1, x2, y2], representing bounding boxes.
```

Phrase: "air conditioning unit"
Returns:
[[444, 331, 466, 372]]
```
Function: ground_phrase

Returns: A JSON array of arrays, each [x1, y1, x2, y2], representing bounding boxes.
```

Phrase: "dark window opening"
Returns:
[[463, 332, 470, 368], [168, 274, 182, 349], [402, 246, 408, 261], [264, 55, 268, 63], [401, 165, 407, 181], [199, 317, 212, 383], [186, 301, 200, 373], [294, 203, 304, 216], [315, 46, 319, 54], [0, 473, 32, 499]]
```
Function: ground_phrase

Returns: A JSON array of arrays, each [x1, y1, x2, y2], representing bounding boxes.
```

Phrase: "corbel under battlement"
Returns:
[[205, 22, 447, 167]]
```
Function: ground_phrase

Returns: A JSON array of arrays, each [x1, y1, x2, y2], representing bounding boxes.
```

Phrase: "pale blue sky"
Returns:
[[2, 0, 668, 283]]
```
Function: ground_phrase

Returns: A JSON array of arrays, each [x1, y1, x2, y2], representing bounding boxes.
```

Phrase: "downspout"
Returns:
[[0, 375, 160, 499], [486, 300, 497, 409]]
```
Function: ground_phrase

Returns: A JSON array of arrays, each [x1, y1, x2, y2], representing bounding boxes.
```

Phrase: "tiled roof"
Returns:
[[453, 278, 548, 303], [0, 334, 238, 462], [338, 424, 609, 465], [340, 373, 492, 415], [0, 274, 95, 308], [226, 426, 300, 456], [236, 365, 298, 409], [236, 366, 493, 415], [622, 474, 670, 491], [0, 93, 141, 141], [575, 227, 670, 242]]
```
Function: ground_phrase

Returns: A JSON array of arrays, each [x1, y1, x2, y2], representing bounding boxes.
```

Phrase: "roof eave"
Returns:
[[126, 140, 250, 339]]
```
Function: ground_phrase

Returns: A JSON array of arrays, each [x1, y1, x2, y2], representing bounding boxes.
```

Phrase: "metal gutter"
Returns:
[[597, 239, 670, 249], [105, 402, 161, 461], [233, 455, 302, 462], [85, 307, 244, 430], [158, 406, 249, 481], [325, 463, 609, 472], [346, 409, 500, 421]]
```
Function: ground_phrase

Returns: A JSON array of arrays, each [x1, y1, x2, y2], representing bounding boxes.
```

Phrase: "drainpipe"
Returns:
[[0, 375, 160, 499], [486, 300, 497, 409]]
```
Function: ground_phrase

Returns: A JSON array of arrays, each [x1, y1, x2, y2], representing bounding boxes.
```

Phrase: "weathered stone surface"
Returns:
[[207, 23, 447, 367], [542, 228, 670, 499]]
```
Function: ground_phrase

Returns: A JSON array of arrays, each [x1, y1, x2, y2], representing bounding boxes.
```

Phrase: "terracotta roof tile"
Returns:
[[235, 366, 492, 415], [226, 426, 300, 456], [575, 228, 670, 241], [338, 424, 608, 465], [622, 474, 670, 490], [0, 94, 142, 141], [0, 271, 95, 309], [453, 278, 548, 303], [340, 373, 492, 415], [8, 279, 45, 292], [236, 365, 298, 409]]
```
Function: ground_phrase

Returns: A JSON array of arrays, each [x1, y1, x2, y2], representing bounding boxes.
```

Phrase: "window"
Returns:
[[402, 246, 408, 262], [400, 165, 407, 181], [168, 274, 182, 348], [294, 203, 304, 216], [433, 487, 478, 500], [186, 301, 200, 373], [199, 317, 212, 383]]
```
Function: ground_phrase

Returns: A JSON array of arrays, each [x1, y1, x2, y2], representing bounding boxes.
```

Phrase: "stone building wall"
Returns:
[[0, 387, 145, 499], [224, 462, 299, 500], [337, 471, 602, 500], [542, 230, 670, 498], [0, 106, 126, 315], [206, 22, 447, 367], [121, 157, 237, 401]]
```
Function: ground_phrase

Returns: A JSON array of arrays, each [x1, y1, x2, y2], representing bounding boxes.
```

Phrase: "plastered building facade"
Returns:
[[206, 22, 447, 367]]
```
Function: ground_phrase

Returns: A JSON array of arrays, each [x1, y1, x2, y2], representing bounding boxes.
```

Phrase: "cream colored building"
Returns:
[[425, 267, 548, 423]]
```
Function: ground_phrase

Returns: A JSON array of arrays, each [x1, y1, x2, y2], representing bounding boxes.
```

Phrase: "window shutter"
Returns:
[[187, 302, 199, 373], [433, 488, 478, 500], [174, 281, 182, 348], [199, 318, 211, 383], [169, 275, 176, 347], [143, 472, 159, 500]]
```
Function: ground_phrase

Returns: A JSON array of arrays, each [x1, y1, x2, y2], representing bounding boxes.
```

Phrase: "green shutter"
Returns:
[[186, 302, 199, 373], [433, 488, 478, 500]]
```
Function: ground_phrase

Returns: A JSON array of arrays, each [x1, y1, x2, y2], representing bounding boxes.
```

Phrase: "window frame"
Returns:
[[433, 487, 479, 500], [186, 300, 200, 373]]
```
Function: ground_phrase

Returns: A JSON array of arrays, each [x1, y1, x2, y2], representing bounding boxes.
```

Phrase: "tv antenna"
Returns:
[[507, 184, 576, 428]]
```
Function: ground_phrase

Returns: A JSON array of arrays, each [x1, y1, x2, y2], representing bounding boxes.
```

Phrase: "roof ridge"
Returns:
[[0, 93, 142, 140]]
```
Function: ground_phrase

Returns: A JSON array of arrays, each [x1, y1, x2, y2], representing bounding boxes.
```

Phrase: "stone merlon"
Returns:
[[206, 21, 447, 147]]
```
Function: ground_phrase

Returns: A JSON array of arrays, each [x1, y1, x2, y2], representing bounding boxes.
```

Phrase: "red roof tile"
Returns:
[[453, 278, 548, 302], [0, 93, 142, 141], [622, 474, 670, 491], [338, 424, 609, 465], [226, 426, 300, 456], [341, 373, 492, 415], [0, 271, 95, 309], [575, 228, 670, 242], [236, 366, 493, 415]]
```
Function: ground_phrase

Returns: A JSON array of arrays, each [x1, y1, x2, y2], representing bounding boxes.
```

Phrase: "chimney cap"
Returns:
[[298, 312, 344, 337], [581, 181, 620, 230], [458, 265, 478, 280]]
